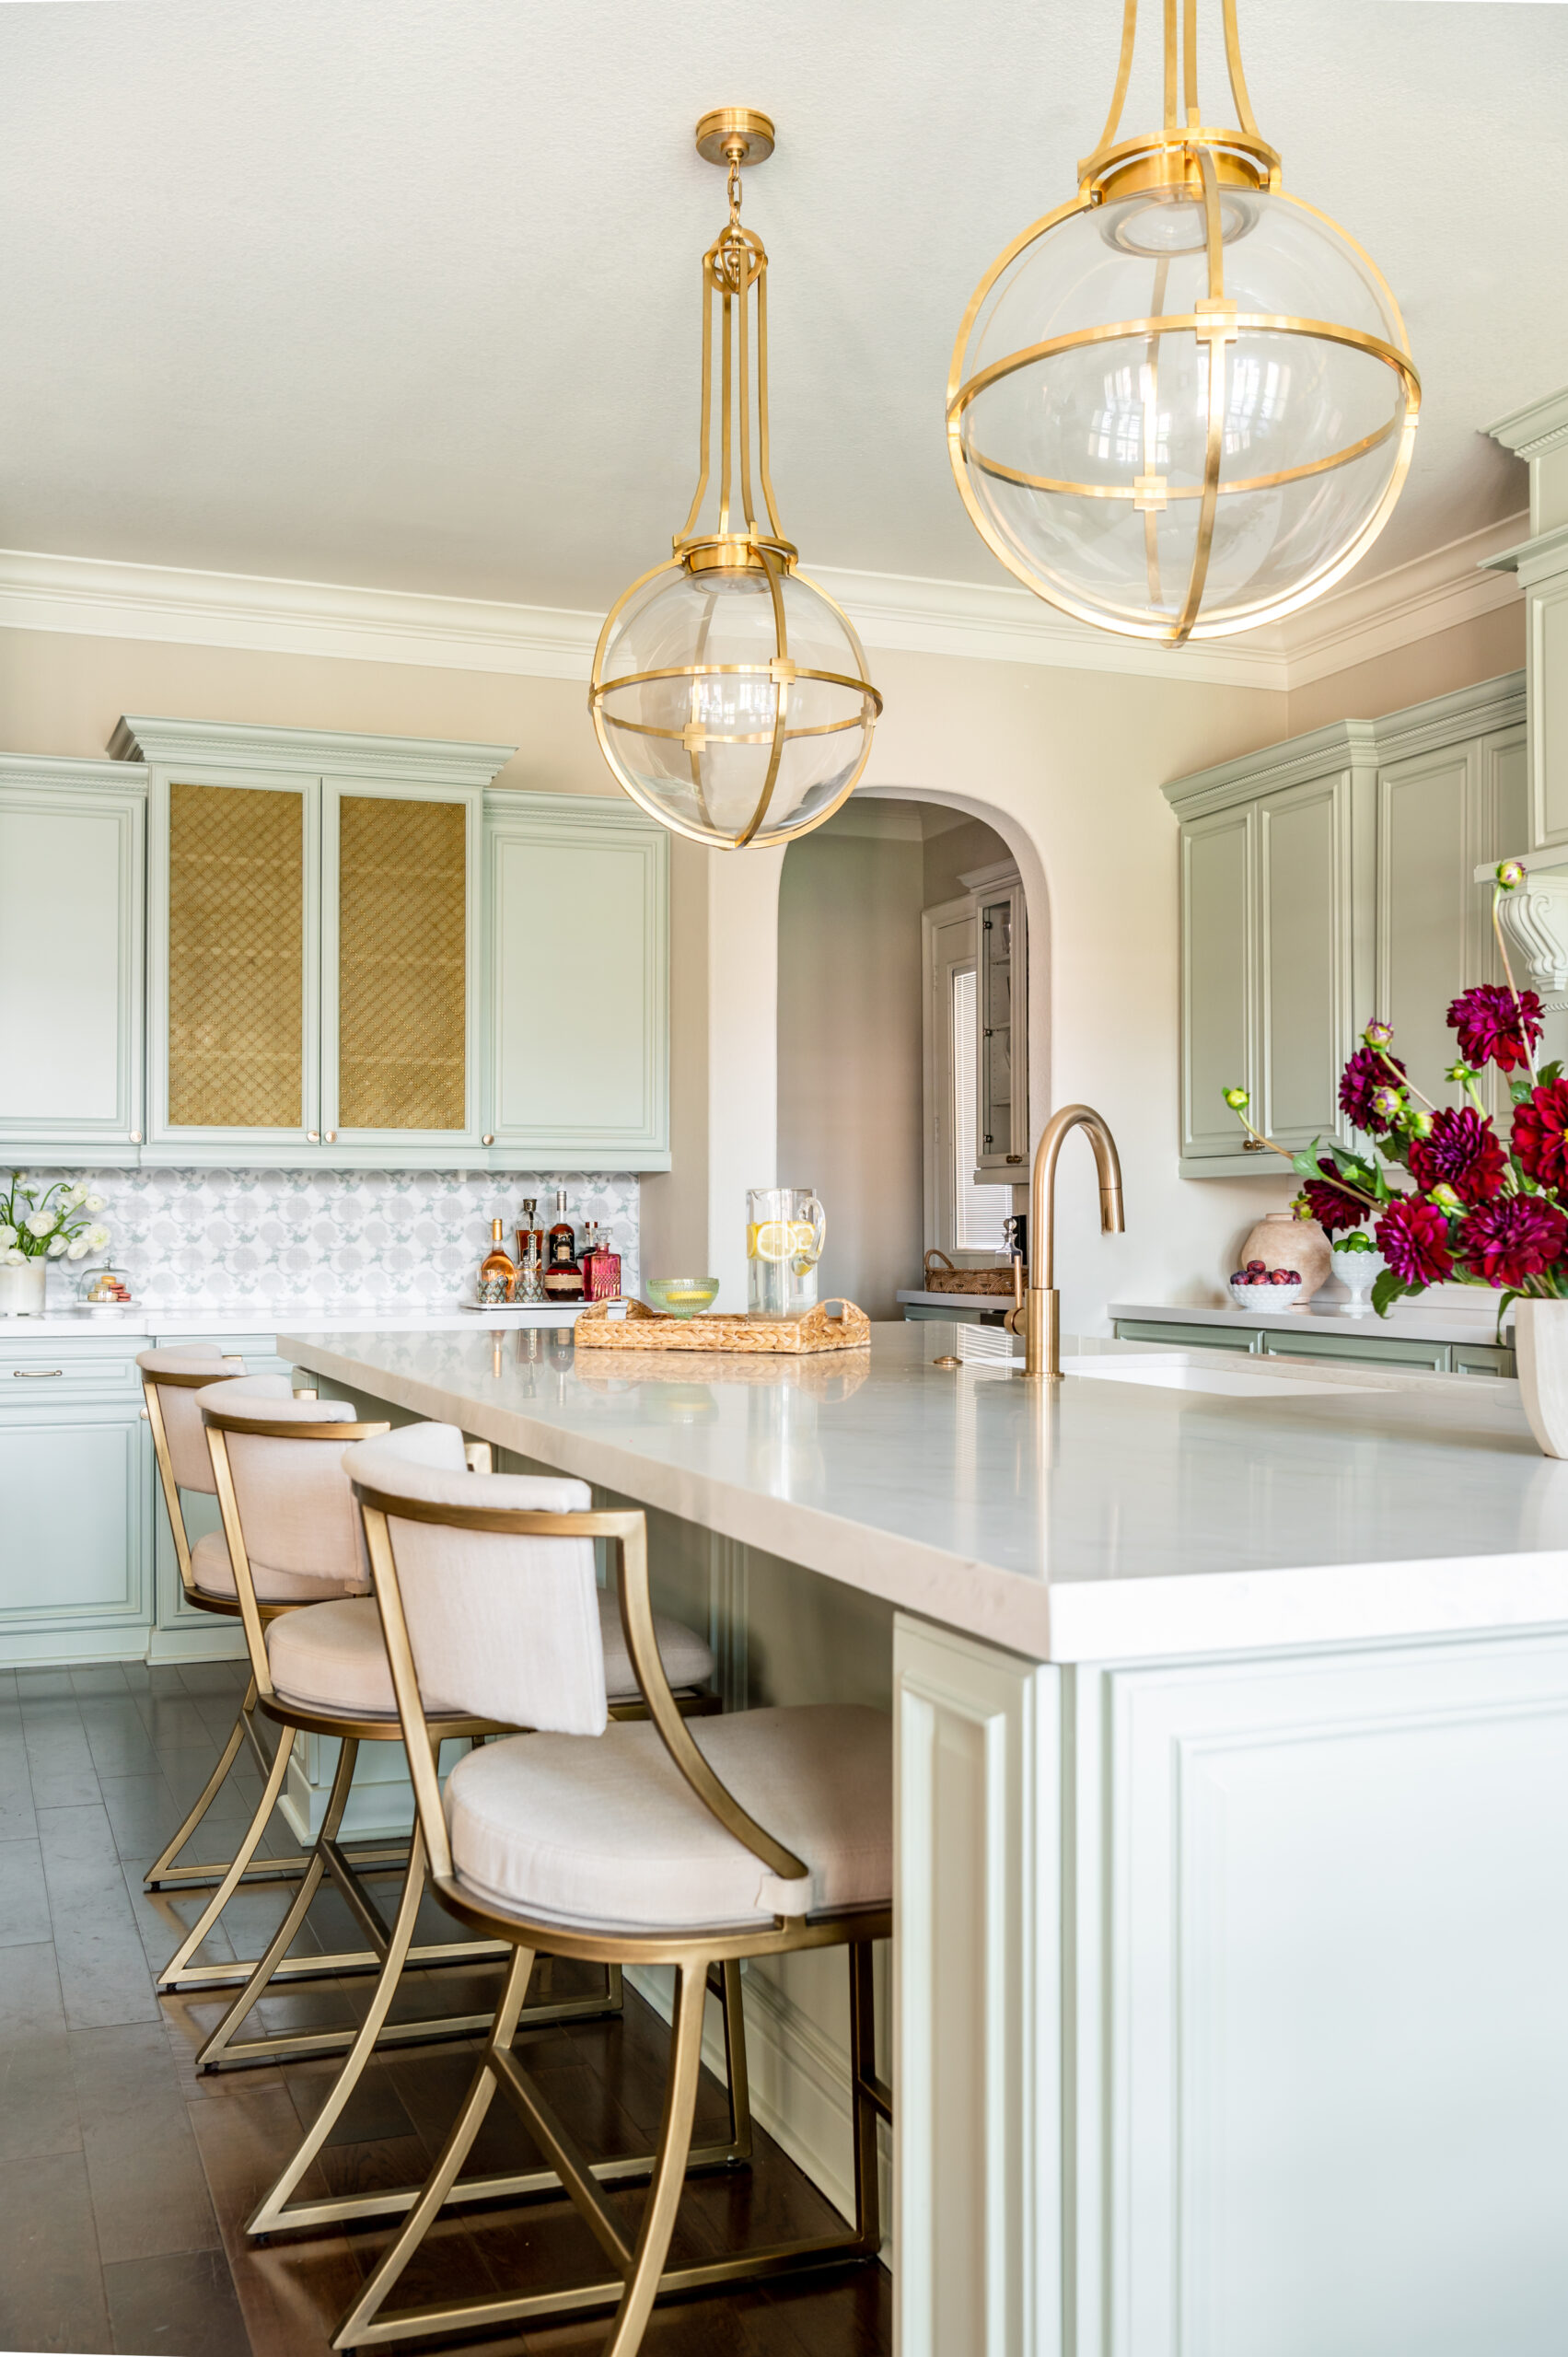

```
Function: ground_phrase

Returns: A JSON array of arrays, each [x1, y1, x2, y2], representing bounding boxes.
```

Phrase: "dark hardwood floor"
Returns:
[[0, 1658, 891, 2357]]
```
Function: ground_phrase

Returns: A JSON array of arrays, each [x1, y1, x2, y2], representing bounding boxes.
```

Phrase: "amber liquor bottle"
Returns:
[[477, 1218, 517, 1305], [543, 1190, 583, 1303]]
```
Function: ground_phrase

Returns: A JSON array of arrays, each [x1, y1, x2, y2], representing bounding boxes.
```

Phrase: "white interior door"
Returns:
[[923, 900, 995, 1260]]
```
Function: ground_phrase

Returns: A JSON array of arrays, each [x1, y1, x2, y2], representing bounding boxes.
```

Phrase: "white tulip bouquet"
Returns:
[[0, 1171, 110, 1267]]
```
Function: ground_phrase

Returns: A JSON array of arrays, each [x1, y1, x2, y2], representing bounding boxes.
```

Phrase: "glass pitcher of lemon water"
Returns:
[[746, 1187, 827, 1318]]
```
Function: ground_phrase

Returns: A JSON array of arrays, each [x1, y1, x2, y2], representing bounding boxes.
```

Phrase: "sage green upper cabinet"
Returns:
[[483, 794, 669, 1170], [1166, 674, 1525, 1178], [0, 757, 146, 1166], [115, 717, 511, 1168]]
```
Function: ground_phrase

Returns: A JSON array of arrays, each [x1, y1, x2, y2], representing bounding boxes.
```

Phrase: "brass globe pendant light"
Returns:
[[591, 110, 883, 849], [947, 0, 1422, 644]]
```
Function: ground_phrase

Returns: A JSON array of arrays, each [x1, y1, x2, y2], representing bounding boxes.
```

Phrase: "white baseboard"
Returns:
[[0, 1628, 150, 1668], [625, 1960, 891, 2258], [146, 1624, 249, 1665]]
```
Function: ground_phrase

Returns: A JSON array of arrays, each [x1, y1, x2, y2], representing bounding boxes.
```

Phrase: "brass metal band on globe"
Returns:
[[961, 412, 1403, 504]]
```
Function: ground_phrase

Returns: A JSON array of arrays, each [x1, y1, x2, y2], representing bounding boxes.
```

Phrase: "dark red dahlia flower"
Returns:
[[1458, 1195, 1568, 1290], [1339, 1045, 1407, 1133], [1375, 1196, 1454, 1287], [1301, 1158, 1367, 1237], [1446, 983, 1543, 1074], [1512, 1077, 1568, 1191], [1406, 1107, 1506, 1205]]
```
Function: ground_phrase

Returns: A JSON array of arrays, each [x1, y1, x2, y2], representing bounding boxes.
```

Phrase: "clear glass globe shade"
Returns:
[[594, 565, 879, 847], [952, 186, 1417, 640]]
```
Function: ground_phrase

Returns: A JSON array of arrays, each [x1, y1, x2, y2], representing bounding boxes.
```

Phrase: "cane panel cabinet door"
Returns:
[[0, 757, 145, 1166], [484, 793, 670, 1168], [119, 716, 513, 1167]]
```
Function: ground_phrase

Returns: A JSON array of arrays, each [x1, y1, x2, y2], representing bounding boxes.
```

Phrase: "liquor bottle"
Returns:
[[581, 1221, 621, 1302], [548, 1190, 575, 1271], [544, 1191, 583, 1303], [515, 1197, 545, 1272], [477, 1218, 517, 1306]]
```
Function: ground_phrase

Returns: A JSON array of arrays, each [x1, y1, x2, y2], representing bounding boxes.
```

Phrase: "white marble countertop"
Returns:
[[1, 1301, 582, 1340], [1109, 1296, 1517, 1347], [278, 1318, 1568, 1666]]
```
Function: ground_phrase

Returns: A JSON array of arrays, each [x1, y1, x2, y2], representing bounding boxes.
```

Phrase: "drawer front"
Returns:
[[1261, 1328, 1449, 1371], [0, 1407, 150, 1631], [1113, 1319, 1262, 1355], [1452, 1342, 1516, 1378], [0, 1344, 143, 1400]]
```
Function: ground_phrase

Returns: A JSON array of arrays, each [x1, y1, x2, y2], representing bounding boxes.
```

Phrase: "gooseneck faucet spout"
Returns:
[[1004, 1104, 1125, 1380]]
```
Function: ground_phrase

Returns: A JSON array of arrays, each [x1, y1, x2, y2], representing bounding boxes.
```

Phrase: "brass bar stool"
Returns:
[[159, 1376, 511, 2040], [333, 1445, 891, 2357], [241, 1422, 748, 2242], [137, 1345, 310, 1893]]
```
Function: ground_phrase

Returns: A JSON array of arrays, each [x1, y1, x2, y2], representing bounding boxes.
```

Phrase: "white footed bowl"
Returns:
[[1514, 1300, 1568, 1458]]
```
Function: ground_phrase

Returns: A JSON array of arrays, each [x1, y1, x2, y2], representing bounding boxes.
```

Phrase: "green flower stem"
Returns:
[[1373, 1043, 1438, 1114]]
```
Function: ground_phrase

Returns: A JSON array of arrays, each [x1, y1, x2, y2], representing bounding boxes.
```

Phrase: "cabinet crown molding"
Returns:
[[1487, 386, 1568, 465], [109, 714, 516, 788], [1163, 671, 1526, 820], [0, 751, 146, 796]]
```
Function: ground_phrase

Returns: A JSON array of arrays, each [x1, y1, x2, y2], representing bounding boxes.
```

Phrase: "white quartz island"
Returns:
[[282, 1319, 1568, 2357]]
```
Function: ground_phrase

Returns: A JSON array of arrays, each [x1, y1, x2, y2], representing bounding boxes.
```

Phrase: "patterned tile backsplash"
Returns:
[[36, 1167, 639, 1311]]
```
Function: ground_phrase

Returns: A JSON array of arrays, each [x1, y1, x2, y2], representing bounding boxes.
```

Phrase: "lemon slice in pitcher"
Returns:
[[749, 1221, 794, 1262]]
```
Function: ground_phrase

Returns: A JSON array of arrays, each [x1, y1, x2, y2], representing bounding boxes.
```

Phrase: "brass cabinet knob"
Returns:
[[130, 1131, 142, 1144], [1242, 1137, 1265, 1153], [307, 1130, 320, 1143], [482, 1133, 494, 1146], [139, 1406, 149, 1419], [325, 1131, 336, 1144]]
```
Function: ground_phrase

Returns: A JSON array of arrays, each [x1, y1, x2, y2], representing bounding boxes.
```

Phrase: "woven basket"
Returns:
[[575, 1295, 870, 1355], [922, 1249, 1016, 1299]]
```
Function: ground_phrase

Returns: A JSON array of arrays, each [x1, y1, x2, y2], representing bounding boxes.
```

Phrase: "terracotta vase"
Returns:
[[1515, 1301, 1568, 1458], [1236, 1210, 1331, 1304]]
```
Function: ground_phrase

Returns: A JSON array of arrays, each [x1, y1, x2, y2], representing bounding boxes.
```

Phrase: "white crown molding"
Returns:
[[0, 517, 1529, 702], [0, 549, 604, 680], [1269, 511, 1528, 689]]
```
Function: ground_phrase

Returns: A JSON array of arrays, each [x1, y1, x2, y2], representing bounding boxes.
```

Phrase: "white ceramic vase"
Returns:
[[0, 1260, 47, 1317], [1514, 1300, 1568, 1458]]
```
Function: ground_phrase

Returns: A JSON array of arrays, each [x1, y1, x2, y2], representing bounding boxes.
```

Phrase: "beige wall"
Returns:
[[1287, 602, 1526, 736], [0, 624, 609, 795], [776, 802, 926, 1320]]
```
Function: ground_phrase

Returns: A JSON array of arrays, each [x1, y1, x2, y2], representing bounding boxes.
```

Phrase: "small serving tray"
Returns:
[[575, 1295, 870, 1355]]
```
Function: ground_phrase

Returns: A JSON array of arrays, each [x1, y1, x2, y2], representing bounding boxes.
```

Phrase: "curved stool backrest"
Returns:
[[197, 1376, 389, 1675], [345, 1435, 807, 1904], [137, 1345, 247, 1596]]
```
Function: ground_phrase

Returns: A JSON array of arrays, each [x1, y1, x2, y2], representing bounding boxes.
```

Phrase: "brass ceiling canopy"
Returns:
[[947, 0, 1423, 645], [590, 110, 882, 851]]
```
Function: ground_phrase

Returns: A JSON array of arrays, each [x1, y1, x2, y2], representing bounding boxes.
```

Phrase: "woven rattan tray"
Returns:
[[922, 1248, 1016, 1297], [575, 1296, 870, 1354]]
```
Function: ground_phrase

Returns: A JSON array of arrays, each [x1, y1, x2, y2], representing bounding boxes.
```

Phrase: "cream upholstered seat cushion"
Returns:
[[192, 1528, 366, 1608], [444, 1704, 891, 1930], [267, 1589, 715, 1719]]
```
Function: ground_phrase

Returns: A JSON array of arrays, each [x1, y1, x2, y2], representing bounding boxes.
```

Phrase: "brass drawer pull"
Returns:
[[12, 1368, 64, 1378]]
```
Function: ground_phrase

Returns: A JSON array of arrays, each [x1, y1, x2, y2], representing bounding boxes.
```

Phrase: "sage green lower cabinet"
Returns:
[[1111, 1318, 1516, 1376], [0, 1341, 152, 1664], [0, 1329, 288, 1669], [483, 792, 670, 1169]]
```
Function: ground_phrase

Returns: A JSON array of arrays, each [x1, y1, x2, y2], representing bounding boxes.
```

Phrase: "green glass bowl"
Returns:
[[645, 1276, 720, 1320]]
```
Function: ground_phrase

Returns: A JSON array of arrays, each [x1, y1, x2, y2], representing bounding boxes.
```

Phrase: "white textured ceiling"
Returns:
[[2, 0, 1563, 613]]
